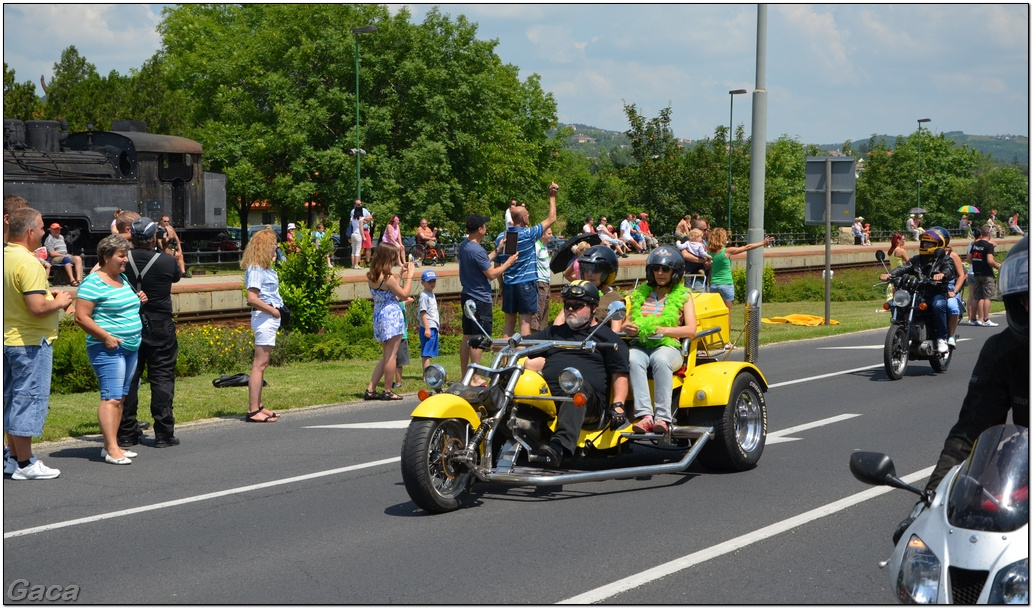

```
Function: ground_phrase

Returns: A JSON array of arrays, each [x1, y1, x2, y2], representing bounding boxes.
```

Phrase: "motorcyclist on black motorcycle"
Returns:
[[880, 229, 957, 354], [893, 235, 1029, 543]]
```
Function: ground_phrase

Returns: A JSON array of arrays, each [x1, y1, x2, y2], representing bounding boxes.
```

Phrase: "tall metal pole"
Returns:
[[353, 25, 377, 202], [916, 118, 930, 211], [727, 89, 747, 235], [745, 5, 767, 358]]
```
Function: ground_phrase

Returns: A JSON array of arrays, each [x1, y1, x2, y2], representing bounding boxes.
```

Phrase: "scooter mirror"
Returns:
[[849, 451, 896, 486]]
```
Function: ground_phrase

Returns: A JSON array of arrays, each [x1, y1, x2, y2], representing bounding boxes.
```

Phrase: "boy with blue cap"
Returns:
[[418, 269, 440, 370]]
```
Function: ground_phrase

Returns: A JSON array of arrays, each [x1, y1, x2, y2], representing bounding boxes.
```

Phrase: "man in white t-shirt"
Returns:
[[619, 214, 644, 253], [582, 215, 595, 234], [504, 199, 521, 227], [43, 223, 83, 285]]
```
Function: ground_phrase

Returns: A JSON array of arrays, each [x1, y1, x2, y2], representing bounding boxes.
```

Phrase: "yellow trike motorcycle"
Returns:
[[401, 296, 769, 514]]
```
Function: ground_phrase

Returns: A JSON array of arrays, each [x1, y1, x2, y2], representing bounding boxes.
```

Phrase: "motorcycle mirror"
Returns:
[[463, 299, 490, 338], [850, 451, 896, 486], [605, 300, 627, 322], [875, 250, 886, 263]]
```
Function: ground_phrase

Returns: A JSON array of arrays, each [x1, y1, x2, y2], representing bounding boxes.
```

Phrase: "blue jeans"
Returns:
[[87, 343, 140, 401], [3, 340, 54, 437], [628, 345, 683, 423], [929, 294, 949, 340]]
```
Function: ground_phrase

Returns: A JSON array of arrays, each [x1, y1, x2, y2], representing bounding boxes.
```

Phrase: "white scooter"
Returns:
[[850, 424, 1028, 604]]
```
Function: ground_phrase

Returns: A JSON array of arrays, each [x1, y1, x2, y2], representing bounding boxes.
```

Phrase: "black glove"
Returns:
[[467, 335, 493, 350], [608, 402, 627, 431]]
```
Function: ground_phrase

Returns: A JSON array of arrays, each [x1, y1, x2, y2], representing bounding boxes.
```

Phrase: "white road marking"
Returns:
[[3, 457, 401, 540], [766, 413, 861, 445], [767, 364, 883, 389], [306, 421, 411, 429], [818, 337, 971, 350], [558, 466, 934, 604]]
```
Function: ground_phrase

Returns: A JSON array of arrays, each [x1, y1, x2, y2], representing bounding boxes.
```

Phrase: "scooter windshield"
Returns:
[[946, 424, 1029, 533]]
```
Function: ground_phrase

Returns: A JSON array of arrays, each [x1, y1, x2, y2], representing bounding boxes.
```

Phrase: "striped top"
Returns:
[[76, 272, 143, 351], [639, 291, 684, 326]]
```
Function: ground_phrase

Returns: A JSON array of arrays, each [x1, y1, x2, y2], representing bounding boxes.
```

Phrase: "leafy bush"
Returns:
[[732, 264, 776, 304], [51, 323, 97, 394], [175, 324, 255, 376], [277, 224, 340, 333]]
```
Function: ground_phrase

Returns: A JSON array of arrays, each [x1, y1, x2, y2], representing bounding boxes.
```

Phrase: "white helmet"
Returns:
[[996, 235, 1028, 335]]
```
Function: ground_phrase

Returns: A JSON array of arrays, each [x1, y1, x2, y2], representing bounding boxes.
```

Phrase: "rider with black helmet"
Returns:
[[881, 229, 957, 353], [924, 235, 1028, 493], [614, 245, 698, 436], [554, 244, 622, 327]]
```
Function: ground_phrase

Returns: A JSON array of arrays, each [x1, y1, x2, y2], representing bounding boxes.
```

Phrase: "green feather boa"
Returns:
[[629, 282, 687, 349]]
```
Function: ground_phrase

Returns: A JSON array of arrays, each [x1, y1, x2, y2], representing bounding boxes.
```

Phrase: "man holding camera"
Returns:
[[159, 215, 191, 278], [119, 217, 182, 449], [499, 183, 558, 338]]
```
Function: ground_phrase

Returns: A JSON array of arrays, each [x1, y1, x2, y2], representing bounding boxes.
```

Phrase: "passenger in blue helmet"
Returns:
[[929, 226, 968, 346], [614, 245, 697, 436], [881, 230, 959, 354]]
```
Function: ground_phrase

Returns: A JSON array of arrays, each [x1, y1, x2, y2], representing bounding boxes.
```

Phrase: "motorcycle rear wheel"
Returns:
[[883, 325, 908, 380], [929, 347, 952, 372], [696, 374, 767, 471], [401, 418, 474, 514]]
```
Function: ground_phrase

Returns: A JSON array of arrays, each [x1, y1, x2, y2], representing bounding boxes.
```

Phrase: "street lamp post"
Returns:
[[916, 118, 931, 211], [353, 25, 377, 202], [727, 89, 748, 235]]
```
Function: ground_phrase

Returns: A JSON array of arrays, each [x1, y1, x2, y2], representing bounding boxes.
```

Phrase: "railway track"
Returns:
[[174, 261, 884, 327]]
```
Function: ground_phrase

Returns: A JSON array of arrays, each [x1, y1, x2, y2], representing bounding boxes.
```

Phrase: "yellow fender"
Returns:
[[678, 362, 768, 408], [409, 393, 482, 428]]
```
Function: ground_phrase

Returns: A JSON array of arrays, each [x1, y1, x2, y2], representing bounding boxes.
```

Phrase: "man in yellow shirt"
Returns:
[[4, 207, 73, 480]]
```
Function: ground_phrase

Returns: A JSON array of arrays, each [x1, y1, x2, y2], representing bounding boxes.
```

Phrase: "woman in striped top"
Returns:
[[614, 245, 697, 436], [75, 235, 147, 465]]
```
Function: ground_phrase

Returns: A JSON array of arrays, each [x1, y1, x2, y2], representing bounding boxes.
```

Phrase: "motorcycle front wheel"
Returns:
[[883, 325, 909, 380], [401, 418, 474, 514], [929, 346, 952, 372]]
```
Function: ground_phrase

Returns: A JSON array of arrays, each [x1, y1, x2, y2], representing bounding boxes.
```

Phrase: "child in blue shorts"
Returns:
[[418, 270, 440, 370]]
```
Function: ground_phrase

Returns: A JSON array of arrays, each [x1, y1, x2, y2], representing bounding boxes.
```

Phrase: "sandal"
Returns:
[[380, 391, 404, 401], [244, 409, 279, 423], [364, 389, 383, 401]]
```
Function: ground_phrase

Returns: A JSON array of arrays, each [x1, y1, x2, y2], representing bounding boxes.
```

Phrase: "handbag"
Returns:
[[277, 304, 291, 330]]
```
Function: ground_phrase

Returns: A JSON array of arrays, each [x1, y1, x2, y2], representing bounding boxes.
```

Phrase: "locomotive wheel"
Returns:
[[400, 418, 474, 514], [696, 374, 767, 472], [883, 326, 908, 380]]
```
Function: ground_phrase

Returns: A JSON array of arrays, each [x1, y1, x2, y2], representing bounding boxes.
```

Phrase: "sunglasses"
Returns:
[[651, 265, 673, 273], [563, 301, 589, 311]]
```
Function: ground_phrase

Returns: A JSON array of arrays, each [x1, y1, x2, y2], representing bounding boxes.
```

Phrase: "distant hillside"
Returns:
[[815, 132, 1028, 167], [556, 124, 1028, 170]]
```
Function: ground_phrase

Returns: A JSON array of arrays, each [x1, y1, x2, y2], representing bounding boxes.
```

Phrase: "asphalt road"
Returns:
[[3, 317, 1012, 604]]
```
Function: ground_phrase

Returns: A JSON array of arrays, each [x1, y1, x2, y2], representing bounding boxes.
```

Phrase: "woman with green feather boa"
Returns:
[[615, 245, 697, 435]]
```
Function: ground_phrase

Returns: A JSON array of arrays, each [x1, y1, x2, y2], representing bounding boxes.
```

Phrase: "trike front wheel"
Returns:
[[401, 418, 474, 514]]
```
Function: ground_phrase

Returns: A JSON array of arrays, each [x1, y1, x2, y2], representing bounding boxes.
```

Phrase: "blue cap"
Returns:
[[421, 270, 437, 282]]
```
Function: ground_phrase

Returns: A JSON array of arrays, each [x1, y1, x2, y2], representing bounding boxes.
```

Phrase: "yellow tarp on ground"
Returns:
[[761, 314, 840, 326]]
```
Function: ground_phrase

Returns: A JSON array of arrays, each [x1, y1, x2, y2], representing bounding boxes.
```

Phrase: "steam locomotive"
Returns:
[[3, 118, 227, 256]]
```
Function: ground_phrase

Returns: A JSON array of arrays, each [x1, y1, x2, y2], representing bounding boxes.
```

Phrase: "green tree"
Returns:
[[3, 63, 43, 120], [622, 103, 683, 234]]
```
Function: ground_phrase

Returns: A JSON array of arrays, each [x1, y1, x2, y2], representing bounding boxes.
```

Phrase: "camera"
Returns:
[[156, 226, 168, 239]]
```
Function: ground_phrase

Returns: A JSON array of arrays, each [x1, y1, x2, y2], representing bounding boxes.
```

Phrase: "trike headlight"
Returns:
[[557, 368, 584, 395], [423, 364, 447, 391], [896, 534, 941, 604]]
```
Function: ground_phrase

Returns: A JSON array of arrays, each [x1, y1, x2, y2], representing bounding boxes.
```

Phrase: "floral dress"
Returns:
[[371, 278, 405, 342]]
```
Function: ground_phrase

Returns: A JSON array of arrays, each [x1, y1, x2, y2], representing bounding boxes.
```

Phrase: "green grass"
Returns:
[[39, 297, 1005, 444]]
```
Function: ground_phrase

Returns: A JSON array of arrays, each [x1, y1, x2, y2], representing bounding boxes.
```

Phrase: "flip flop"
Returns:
[[244, 410, 278, 422]]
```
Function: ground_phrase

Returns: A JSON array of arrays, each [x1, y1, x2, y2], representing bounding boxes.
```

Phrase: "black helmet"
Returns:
[[577, 245, 619, 287], [645, 245, 684, 286], [560, 280, 600, 305], [996, 235, 1028, 336]]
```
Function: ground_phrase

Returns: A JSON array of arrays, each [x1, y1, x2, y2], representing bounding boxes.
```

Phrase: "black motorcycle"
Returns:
[[876, 250, 954, 380]]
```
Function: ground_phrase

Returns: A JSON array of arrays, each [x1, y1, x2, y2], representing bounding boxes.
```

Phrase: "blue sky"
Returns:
[[3, 3, 1028, 145]]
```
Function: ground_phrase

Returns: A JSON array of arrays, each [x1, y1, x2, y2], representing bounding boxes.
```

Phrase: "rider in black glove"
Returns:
[[880, 229, 957, 355]]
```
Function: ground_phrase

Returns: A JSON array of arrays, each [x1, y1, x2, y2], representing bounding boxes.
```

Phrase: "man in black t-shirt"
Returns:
[[524, 281, 630, 467], [119, 217, 183, 448], [964, 224, 1001, 326]]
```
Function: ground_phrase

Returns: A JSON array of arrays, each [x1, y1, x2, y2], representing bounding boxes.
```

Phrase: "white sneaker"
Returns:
[[981, 319, 999, 327], [947, 336, 957, 348], [11, 458, 60, 480], [4, 454, 35, 476], [935, 339, 948, 354]]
